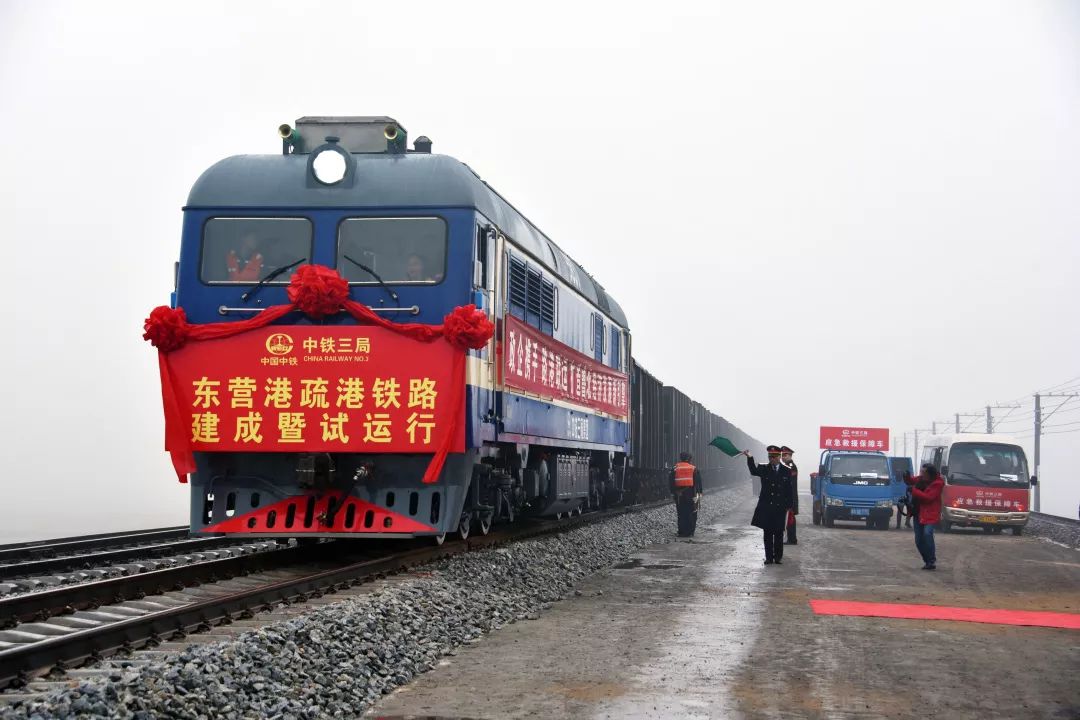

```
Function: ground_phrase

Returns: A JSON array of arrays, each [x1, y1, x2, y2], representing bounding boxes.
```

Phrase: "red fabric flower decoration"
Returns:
[[442, 304, 495, 350], [143, 306, 191, 352], [287, 264, 350, 320]]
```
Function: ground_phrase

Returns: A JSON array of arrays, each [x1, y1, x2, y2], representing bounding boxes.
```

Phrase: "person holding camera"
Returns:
[[896, 485, 914, 529], [904, 463, 945, 570]]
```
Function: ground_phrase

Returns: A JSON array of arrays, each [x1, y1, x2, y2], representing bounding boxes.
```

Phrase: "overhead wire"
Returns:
[[918, 373, 1080, 439]]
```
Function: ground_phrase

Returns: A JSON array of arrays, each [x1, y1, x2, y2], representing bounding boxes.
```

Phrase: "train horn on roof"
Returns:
[[278, 123, 299, 144]]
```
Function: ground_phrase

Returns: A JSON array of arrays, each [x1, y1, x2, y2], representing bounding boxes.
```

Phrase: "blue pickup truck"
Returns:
[[810, 450, 896, 530]]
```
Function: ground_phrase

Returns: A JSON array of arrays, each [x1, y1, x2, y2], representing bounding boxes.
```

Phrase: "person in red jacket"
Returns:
[[904, 463, 945, 570]]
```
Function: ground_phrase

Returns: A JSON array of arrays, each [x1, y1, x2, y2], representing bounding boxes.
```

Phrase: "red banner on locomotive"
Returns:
[[503, 315, 628, 418], [166, 326, 464, 454]]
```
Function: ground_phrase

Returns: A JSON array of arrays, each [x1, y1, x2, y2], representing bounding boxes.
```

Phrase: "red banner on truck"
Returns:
[[166, 326, 464, 453], [503, 315, 629, 418], [820, 426, 889, 451]]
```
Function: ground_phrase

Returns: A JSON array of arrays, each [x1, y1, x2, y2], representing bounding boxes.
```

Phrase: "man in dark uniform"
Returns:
[[670, 452, 703, 538], [744, 445, 795, 564], [781, 446, 799, 545]]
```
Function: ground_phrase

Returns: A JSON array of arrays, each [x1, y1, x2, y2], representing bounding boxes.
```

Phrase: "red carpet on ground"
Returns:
[[810, 599, 1080, 629]]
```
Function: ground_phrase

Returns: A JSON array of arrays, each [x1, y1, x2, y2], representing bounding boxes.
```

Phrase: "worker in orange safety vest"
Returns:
[[670, 451, 703, 538], [226, 233, 265, 282]]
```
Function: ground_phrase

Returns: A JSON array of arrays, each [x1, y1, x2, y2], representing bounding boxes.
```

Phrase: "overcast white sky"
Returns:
[[2, 0, 1078, 541]]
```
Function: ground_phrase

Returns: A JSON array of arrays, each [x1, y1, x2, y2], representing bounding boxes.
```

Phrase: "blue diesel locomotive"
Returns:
[[172, 116, 762, 541]]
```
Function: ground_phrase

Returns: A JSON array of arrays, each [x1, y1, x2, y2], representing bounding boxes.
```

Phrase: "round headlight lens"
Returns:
[[312, 148, 347, 185]]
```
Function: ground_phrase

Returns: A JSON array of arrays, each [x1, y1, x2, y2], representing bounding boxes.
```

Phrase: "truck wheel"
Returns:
[[1011, 526, 1023, 536], [824, 510, 834, 528], [992, 527, 1003, 535], [939, 520, 951, 533], [877, 517, 890, 531], [812, 508, 821, 526]]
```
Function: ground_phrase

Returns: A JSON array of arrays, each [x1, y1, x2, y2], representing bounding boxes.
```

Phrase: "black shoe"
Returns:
[[784, 540, 797, 545], [921, 563, 937, 570], [764, 559, 774, 565], [775, 559, 783, 565]]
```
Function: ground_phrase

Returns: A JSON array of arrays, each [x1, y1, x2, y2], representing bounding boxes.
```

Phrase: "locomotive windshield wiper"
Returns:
[[241, 258, 307, 302], [344, 254, 399, 303]]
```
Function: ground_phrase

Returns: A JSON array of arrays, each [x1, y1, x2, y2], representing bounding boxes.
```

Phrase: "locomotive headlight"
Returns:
[[312, 147, 348, 185]]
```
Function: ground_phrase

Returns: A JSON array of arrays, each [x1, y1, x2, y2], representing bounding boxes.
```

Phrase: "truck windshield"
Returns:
[[829, 456, 890, 485], [947, 443, 1029, 488]]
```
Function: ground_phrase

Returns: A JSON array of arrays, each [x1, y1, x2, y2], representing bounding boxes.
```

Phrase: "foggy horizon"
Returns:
[[3, 0, 1078, 542]]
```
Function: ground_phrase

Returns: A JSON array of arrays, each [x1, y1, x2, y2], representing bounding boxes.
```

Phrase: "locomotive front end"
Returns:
[[170, 117, 491, 541]]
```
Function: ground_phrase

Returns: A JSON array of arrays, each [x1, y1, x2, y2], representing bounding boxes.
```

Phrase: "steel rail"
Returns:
[[0, 543, 302, 628], [0, 499, 669, 690], [0, 537, 253, 582], [0, 528, 191, 564]]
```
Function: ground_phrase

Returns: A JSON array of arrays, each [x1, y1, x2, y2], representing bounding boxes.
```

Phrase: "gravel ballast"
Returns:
[[0, 488, 745, 720], [1028, 513, 1080, 549]]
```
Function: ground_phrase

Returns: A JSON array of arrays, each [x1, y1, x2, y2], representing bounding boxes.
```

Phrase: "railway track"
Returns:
[[0, 527, 190, 565], [0, 536, 270, 584], [0, 500, 667, 692]]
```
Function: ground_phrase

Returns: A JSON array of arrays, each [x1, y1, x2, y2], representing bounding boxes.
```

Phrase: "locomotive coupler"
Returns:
[[297, 453, 336, 490]]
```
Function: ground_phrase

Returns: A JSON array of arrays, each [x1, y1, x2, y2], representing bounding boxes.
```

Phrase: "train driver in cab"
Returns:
[[405, 253, 443, 283], [226, 232, 265, 282]]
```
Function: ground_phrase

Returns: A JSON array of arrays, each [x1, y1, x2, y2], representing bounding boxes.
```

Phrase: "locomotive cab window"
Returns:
[[337, 217, 447, 284], [200, 217, 312, 284]]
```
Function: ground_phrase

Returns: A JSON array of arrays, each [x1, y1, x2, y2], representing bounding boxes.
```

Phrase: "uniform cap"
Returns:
[[780, 446, 794, 454], [766, 445, 782, 453]]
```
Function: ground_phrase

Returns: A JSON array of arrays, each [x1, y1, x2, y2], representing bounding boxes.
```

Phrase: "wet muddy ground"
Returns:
[[368, 492, 1080, 719]]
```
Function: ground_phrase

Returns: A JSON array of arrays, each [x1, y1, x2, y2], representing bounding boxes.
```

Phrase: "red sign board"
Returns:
[[943, 486, 1028, 513], [167, 326, 463, 453], [503, 315, 629, 418], [819, 426, 889, 451]]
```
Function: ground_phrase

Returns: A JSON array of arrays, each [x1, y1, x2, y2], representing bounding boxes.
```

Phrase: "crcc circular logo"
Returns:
[[265, 333, 294, 356]]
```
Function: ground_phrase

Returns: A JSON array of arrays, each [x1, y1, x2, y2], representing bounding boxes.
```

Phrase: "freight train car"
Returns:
[[159, 116, 763, 542]]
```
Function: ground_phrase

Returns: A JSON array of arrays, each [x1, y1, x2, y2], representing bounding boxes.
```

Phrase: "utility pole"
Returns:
[[1032, 391, 1080, 513], [913, 428, 933, 466], [955, 412, 981, 434], [1034, 393, 1041, 512], [986, 403, 1023, 434]]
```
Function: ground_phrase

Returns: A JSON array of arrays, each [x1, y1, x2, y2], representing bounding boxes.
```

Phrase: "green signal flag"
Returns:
[[709, 436, 742, 457]]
